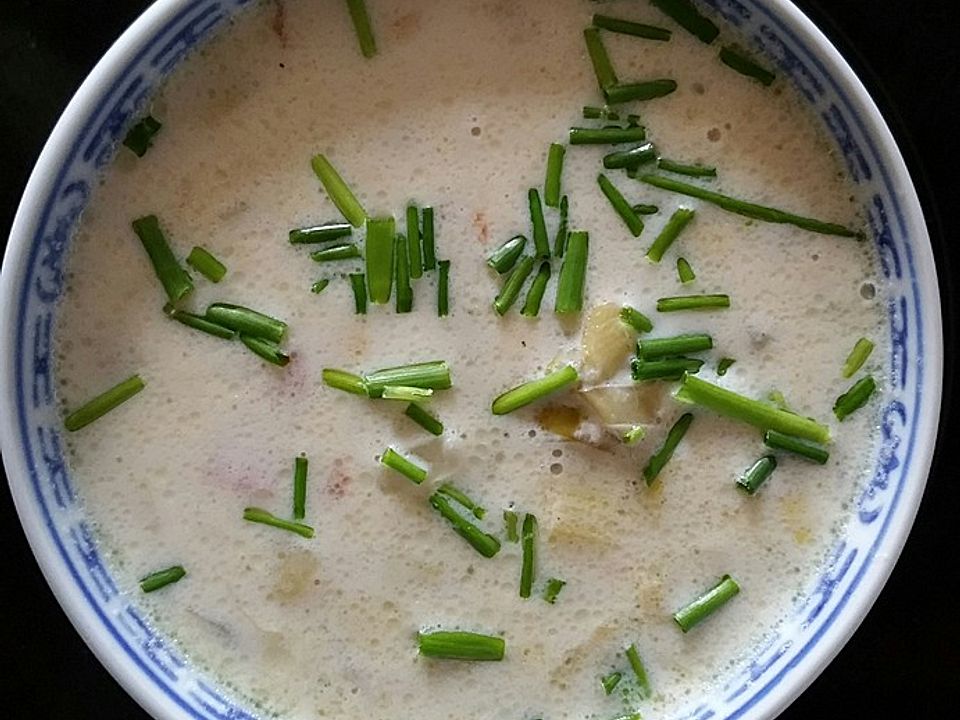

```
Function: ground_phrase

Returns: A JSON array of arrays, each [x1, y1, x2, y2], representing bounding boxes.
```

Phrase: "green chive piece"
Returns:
[[418, 631, 505, 661], [717, 357, 736, 376], [603, 142, 657, 170], [205, 303, 286, 343], [381, 385, 433, 402], [658, 158, 717, 178], [365, 216, 395, 304], [322, 368, 367, 396], [642, 412, 693, 485], [421, 206, 437, 271], [437, 483, 486, 520], [488, 235, 527, 274], [673, 575, 741, 632], [139, 565, 185, 593], [593, 14, 671, 41], [650, 0, 720, 44], [604, 79, 678, 105], [428, 492, 501, 558], [623, 425, 647, 445], [521, 262, 551, 317], [492, 364, 579, 415], [437, 259, 451, 317], [677, 257, 696, 283], [638, 333, 713, 359], [598, 174, 644, 237], [131, 215, 193, 302], [311, 278, 330, 294], [570, 126, 647, 145], [504, 509, 519, 542], [555, 231, 589, 313], [404, 403, 443, 436], [406, 205, 423, 279], [64, 375, 145, 432], [289, 223, 352, 244], [163, 305, 235, 339], [122, 115, 162, 157], [646, 207, 696, 262], [310, 243, 362, 262], [601, 671, 623, 695], [625, 644, 652, 698], [554, 195, 570, 256], [833, 375, 877, 421], [631, 357, 704, 381], [544, 143, 566, 208], [736, 455, 777, 495], [676, 374, 831, 444], [519, 513, 538, 598], [656, 294, 730, 311], [764, 429, 830, 464], [842, 337, 875, 378], [293, 455, 308, 520], [381, 447, 427, 485], [528, 188, 550, 258], [395, 235, 413, 313], [310, 154, 367, 228], [239, 335, 289, 367], [364, 360, 452, 398], [494, 255, 535, 315], [349, 273, 367, 314], [620, 305, 654, 333], [543, 577, 566, 604], [720, 45, 776, 86], [345, 0, 377, 58], [633, 203, 660, 215], [582, 106, 621, 121], [583, 27, 618, 90], [639, 174, 858, 237], [627, 113, 642, 126], [243, 507, 314, 538]]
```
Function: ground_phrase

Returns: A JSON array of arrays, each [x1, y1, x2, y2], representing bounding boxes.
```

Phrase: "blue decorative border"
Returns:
[[7, 1, 929, 718]]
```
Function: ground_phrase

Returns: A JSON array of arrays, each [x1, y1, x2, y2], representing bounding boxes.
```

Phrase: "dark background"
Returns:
[[1, 1, 957, 717]]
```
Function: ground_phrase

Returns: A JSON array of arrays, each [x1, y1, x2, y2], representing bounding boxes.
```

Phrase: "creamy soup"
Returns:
[[56, 0, 886, 717]]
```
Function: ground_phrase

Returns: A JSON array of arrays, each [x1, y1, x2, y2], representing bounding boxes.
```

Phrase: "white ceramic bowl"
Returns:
[[0, 1, 943, 718]]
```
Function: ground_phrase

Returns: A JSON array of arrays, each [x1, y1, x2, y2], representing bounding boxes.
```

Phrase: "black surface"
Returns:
[[1, 1, 957, 718]]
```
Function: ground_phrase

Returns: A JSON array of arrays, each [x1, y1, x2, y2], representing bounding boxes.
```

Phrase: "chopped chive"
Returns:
[[311, 278, 330, 294], [736, 455, 777, 495], [365, 216, 395, 304], [321, 368, 367, 395], [243, 507, 314, 538], [185, 246, 226, 282], [428, 492, 501, 558], [163, 305, 235, 339], [345, 0, 377, 58], [569, 126, 647, 145], [631, 356, 704, 381], [239, 334, 289, 367], [519, 513, 538, 599], [842, 337, 875, 378], [395, 235, 413, 313], [604, 79, 678, 105], [488, 235, 527, 274], [310, 242, 362, 262], [639, 174, 858, 237], [381, 385, 433, 402], [598, 174, 644, 237], [603, 141, 658, 170], [348, 273, 367, 314], [650, 0, 720, 44], [288, 222, 352, 244], [492, 365, 579, 415], [620, 305, 654, 333], [638, 333, 713, 359], [625, 644, 652, 698], [833, 375, 877, 421], [406, 205, 423, 279], [494, 255, 535, 315], [623, 425, 646, 444], [404, 403, 443, 436], [132, 215, 193, 302], [365, 360, 452, 398], [64, 375, 145, 432], [627, 113, 642, 126], [293, 455, 308, 520], [717, 357, 736, 376], [768, 390, 791, 411], [583, 27, 619, 90], [633, 203, 660, 215], [529, 188, 550, 258], [720, 45, 776, 86], [417, 630, 504, 661], [763, 429, 830, 464], [676, 374, 831, 444], [544, 143, 566, 208], [601, 671, 623, 695], [205, 303, 286, 343], [658, 158, 717, 177], [437, 483, 486, 520], [677, 257, 696, 283], [642, 412, 693, 485], [521, 261, 551, 317], [437, 259, 451, 317], [555, 231, 589, 313], [421, 206, 437, 271], [554, 195, 570, 257], [310, 154, 367, 227], [593, 14, 671, 41], [583, 105, 609, 120], [646, 207, 696, 262], [543, 577, 566, 604], [122, 115, 162, 157], [503, 510, 519, 542], [380, 447, 427, 485], [656, 294, 729, 312], [139, 565, 185, 593], [673, 575, 740, 632]]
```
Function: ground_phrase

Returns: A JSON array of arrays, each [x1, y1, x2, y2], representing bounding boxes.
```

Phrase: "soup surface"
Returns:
[[57, 0, 886, 717]]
